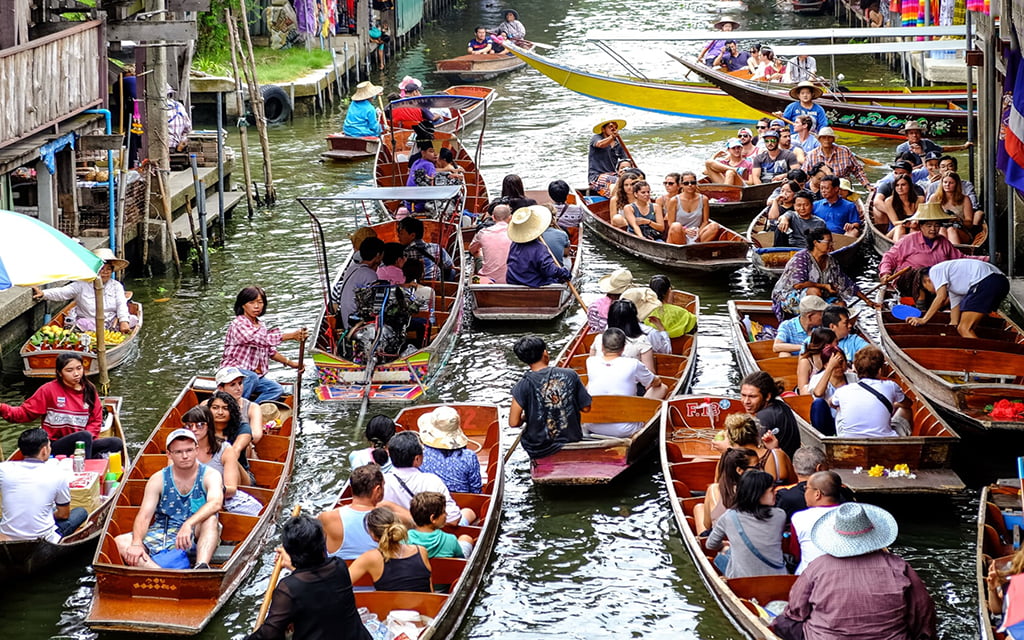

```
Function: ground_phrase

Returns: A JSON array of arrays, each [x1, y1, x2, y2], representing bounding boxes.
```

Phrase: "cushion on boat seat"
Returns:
[[211, 543, 236, 565], [561, 436, 632, 449]]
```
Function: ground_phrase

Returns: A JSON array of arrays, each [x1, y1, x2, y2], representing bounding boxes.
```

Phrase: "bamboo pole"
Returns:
[[226, 9, 256, 218], [155, 169, 181, 272], [236, 0, 276, 204], [93, 277, 109, 394], [140, 167, 152, 269]]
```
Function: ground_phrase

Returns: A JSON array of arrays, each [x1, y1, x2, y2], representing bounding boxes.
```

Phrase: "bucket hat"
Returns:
[[837, 177, 863, 201], [816, 126, 836, 139], [620, 287, 662, 320], [417, 406, 468, 450], [93, 248, 129, 271], [900, 121, 926, 134], [598, 268, 634, 294], [507, 205, 552, 243], [593, 119, 627, 135], [810, 502, 898, 558], [788, 81, 823, 101], [352, 81, 383, 101]]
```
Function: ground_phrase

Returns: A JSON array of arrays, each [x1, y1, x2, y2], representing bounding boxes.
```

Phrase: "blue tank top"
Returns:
[[330, 506, 377, 560], [154, 464, 208, 530]]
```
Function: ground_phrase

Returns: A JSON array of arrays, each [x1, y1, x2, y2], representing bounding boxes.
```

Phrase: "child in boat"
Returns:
[[407, 492, 474, 558]]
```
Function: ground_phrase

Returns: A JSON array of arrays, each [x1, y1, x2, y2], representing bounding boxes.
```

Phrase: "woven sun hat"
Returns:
[[598, 268, 635, 294], [810, 502, 898, 558], [349, 226, 378, 250], [417, 406, 468, 450], [215, 366, 245, 386], [907, 202, 955, 223], [837, 177, 863, 202], [713, 16, 741, 29], [816, 126, 837, 139], [93, 247, 129, 271], [260, 400, 289, 422], [620, 287, 662, 321], [352, 81, 383, 101], [166, 428, 198, 448], [507, 205, 552, 243], [900, 120, 926, 134], [593, 119, 627, 134], [798, 294, 827, 314], [788, 80, 824, 101]]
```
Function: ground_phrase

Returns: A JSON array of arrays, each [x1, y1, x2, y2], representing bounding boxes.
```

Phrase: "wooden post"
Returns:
[[140, 167, 152, 269], [155, 169, 181, 272], [226, 9, 256, 218], [93, 277, 109, 394], [236, 0, 276, 204]]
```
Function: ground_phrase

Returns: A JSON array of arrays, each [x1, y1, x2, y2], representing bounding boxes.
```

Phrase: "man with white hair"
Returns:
[[469, 204, 512, 283]]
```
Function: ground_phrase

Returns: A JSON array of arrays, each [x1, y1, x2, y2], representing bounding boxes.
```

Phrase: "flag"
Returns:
[[997, 49, 1024, 196]]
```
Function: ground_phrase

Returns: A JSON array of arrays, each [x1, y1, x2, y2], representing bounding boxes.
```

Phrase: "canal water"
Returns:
[[0, 0, 980, 637]]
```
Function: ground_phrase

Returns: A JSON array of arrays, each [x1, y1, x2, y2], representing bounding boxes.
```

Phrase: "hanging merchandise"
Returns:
[[295, 0, 316, 36]]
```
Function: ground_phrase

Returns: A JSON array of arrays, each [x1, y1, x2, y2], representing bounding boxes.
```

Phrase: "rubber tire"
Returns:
[[260, 85, 292, 124]]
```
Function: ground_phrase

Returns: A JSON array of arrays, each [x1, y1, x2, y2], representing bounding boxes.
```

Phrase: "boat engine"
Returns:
[[347, 321, 403, 364]]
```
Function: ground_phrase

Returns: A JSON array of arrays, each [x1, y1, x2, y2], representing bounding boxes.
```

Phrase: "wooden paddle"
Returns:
[[614, 134, 636, 169], [502, 428, 524, 464], [255, 503, 303, 630], [294, 327, 306, 420], [537, 236, 588, 313], [774, 114, 884, 168]]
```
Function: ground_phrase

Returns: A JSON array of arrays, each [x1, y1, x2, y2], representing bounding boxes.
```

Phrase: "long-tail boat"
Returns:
[[299, 188, 465, 403], [746, 207, 865, 277], [729, 299, 964, 494], [875, 291, 1024, 432], [697, 179, 779, 220], [330, 403, 503, 637], [661, 393, 792, 640], [530, 290, 699, 485], [0, 397, 128, 580], [20, 297, 143, 378], [87, 376, 295, 634], [466, 188, 583, 321], [435, 41, 532, 83], [977, 482, 1020, 640], [578, 194, 749, 272]]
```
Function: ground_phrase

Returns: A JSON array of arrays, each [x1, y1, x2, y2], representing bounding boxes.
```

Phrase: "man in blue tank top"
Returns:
[[319, 464, 411, 560], [115, 428, 223, 569]]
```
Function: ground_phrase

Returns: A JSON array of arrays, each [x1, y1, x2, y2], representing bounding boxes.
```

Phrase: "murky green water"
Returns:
[[0, 1, 979, 638]]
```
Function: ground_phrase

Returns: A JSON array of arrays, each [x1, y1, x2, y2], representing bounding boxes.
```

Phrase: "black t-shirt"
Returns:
[[588, 134, 626, 183], [776, 480, 855, 520], [757, 399, 800, 459], [512, 367, 592, 459]]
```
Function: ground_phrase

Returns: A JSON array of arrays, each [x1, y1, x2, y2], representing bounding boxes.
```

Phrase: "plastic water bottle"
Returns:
[[73, 441, 86, 473]]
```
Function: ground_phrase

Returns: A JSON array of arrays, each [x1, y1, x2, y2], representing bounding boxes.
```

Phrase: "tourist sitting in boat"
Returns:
[[549, 180, 585, 229], [711, 39, 749, 71], [490, 8, 526, 42], [655, 173, 680, 220], [588, 118, 629, 193], [509, 335, 592, 459], [402, 258, 436, 334], [710, 413, 797, 485], [870, 160, 921, 226], [749, 46, 784, 82], [801, 127, 870, 189], [245, 515, 367, 640], [408, 492, 474, 558], [772, 503, 935, 640], [808, 344, 857, 436], [347, 506, 432, 592], [751, 119, 773, 154], [383, 431, 476, 525], [775, 446, 825, 518], [332, 237, 385, 329], [776, 127, 805, 165], [706, 470, 788, 578], [341, 81, 383, 138], [836, 177, 864, 216], [776, 81, 828, 134], [930, 172, 982, 245], [985, 545, 1024, 630], [469, 204, 512, 283], [824, 305, 869, 360], [585, 329, 669, 436], [926, 155, 978, 207], [182, 406, 261, 516], [0, 427, 88, 542], [908, 259, 1010, 339], [704, 138, 752, 186], [764, 181, 800, 237], [795, 327, 837, 394], [698, 16, 739, 66], [774, 293, 826, 355], [619, 180, 666, 240], [406, 141, 438, 193], [609, 169, 644, 219], [489, 174, 537, 215], [896, 119, 972, 157], [320, 464, 409, 560], [782, 46, 819, 83], [594, 160, 635, 200], [813, 176, 861, 238], [830, 346, 912, 438], [883, 174, 921, 241], [645, 275, 697, 337], [740, 371, 800, 458], [398, 76, 449, 121], [115, 428, 222, 569], [541, 208, 572, 268], [861, 0, 885, 26], [790, 115, 820, 156], [32, 248, 138, 333], [736, 127, 758, 157], [587, 268, 633, 332], [665, 171, 722, 244], [375, 242, 407, 285], [467, 26, 495, 54], [397, 216, 456, 282], [749, 129, 801, 184], [772, 229, 877, 319], [620, 287, 672, 353], [349, 416, 395, 472], [915, 151, 944, 195], [789, 470, 843, 574], [693, 447, 759, 534], [0, 353, 123, 459], [590, 300, 658, 371], [418, 406, 482, 494], [433, 147, 465, 186], [505, 205, 572, 288]]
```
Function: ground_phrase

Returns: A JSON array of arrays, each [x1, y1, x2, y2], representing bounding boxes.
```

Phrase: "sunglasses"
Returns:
[[738, 134, 751, 138], [756, 125, 769, 129], [663, 181, 676, 185], [681, 181, 697, 186]]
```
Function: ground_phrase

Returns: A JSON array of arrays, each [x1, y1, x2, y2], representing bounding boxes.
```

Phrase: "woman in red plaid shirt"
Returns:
[[220, 287, 308, 403]]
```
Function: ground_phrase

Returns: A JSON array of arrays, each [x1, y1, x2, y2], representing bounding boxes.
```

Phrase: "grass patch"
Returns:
[[193, 47, 334, 84]]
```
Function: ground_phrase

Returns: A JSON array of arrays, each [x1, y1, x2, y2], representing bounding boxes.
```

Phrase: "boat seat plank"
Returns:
[[902, 348, 1024, 378], [582, 395, 661, 424], [354, 591, 447, 619], [449, 493, 490, 521], [669, 460, 717, 491], [248, 459, 285, 488], [726, 574, 799, 602], [254, 434, 291, 462], [895, 336, 1024, 355]]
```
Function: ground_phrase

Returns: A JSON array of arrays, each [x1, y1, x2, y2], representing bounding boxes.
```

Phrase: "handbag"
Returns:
[[151, 548, 190, 569]]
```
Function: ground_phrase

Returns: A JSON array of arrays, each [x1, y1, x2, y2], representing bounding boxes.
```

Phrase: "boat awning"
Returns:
[[306, 186, 464, 202], [387, 95, 485, 110], [586, 25, 967, 41], [769, 40, 967, 56]]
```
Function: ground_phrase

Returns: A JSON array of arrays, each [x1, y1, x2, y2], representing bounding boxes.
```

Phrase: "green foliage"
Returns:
[[193, 46, 334, 84], [197, 0, 241, 58]]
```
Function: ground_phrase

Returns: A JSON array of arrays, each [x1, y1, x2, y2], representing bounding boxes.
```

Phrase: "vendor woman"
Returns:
[[32, 248, 138, 333]]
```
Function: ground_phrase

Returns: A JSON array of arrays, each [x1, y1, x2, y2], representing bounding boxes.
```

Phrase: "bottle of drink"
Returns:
[[73, 441, 86, 473]]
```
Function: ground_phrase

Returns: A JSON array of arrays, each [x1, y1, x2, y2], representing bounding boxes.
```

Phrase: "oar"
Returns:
[[294, 327, 306, 420], [614, 134, 636, 169], [255, 503, 303, 630], [537, 236, 588, 313], [775, 114, 883, 168], [874, 265, 912, 291], [502, 428, 524, 464]]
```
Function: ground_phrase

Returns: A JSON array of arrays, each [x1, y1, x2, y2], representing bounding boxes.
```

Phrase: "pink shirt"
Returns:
[[376, 264, 405, 285], [878, 231, 988, 277], [469, 221, 511, 284]]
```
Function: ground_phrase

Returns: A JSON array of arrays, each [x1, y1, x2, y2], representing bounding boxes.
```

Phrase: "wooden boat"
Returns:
[[300, 190, 465, 402], [87, 376, 295, 634], [530, 290, 699, 485], [0, 397, 129, 580], [321, 135, 380, 162], [728, 299, 964, 494], [676, 56, 970, 141], [977, 483, 1021, 640], [746, 207, 865, 277], [661, 394, 791, 640], [875, 291, 1024, 432], [577, 193, 749, 272], [435, 44, 531, 82], [792, 0, 830, 14], [387, 86, 497, 133], [697, 179, 779, 218], [866, 216, 988, 258], [466, 188, 583, 321], [20, 297, 143, 378], [332, 403, 503, 637]]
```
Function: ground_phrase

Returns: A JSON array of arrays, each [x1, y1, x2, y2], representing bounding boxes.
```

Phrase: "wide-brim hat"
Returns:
[[789, 81, 824, 101], [503, 8, 519, 20], [816, 126, 836, 139], [810, 502, 898, 558], [598, 268, 634, 294], [837, 177, 863, 201], [93, 247, 129, 271], [900, 120, 926, 134], [593, 119, 627, 134], [352, 81, 383, 101], [907, 202, 955, 222], [714, 17, 741, 29], [417, 406, 468, 450], [349, 226, 378, 250], [620, 287, 662, 320], [260, 400, 289, 422], [507, 205, 552, 243]]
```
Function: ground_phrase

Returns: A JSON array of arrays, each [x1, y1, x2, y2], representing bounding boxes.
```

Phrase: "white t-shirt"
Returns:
[[592, 333, 653, 360], [382, 466, 461, 523], [0, 459, 71, 543], [831, 379, 906, 438], [584, 356, 655, 437], [791, 504, 838, 574], [928, 259, 1004, 308], [808, 370, 859, 412]]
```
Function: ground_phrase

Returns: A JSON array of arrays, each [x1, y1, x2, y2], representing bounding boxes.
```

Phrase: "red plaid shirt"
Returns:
[[219, 315, 282, 374], [801, 143, 869, 187]]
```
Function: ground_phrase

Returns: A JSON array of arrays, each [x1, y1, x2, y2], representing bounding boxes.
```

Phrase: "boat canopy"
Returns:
[[301, 186, 464, 203], [768, 40, 967, 56], [586, 25, 967, 41], [387, 94, 485, 110]]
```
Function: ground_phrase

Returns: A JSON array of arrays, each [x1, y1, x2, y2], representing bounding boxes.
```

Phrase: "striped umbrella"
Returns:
[[0, 210, 102, 289]]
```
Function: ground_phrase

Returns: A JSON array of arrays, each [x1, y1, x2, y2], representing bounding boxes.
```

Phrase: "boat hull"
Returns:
[[20, 300, 143, 378], [322, 135, 379, 162], [435, 52, 526, 83], [747, 208, 864, 277]]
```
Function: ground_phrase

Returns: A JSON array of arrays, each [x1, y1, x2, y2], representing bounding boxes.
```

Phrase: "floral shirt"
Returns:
[[420, 446, 482, 494]]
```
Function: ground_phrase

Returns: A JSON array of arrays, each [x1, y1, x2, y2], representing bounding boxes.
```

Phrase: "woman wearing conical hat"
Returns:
[[342, 81, 384, 138], [32, 248, 138, 333]]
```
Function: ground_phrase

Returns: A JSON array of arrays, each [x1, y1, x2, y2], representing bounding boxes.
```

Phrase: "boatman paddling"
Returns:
[[775, 81, 829, 135], [588, 119, 629, 193]]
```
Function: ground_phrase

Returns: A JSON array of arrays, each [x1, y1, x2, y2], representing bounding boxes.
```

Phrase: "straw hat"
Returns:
[[352, 81, 383, 101], [713, 17, 741, 29], [900, 120, 926, 134], [593, 119, 627, 135], [837, 178, 863, 202], [260, 401, 289, 423], [816, 126, 836, 139], [417, 406, 468, 450], [507, 205, 552, 243], [349, 226, 378, 250], [598, 268, 634, 294], [810, 502, 898, 558], [620, 287, 662, 320], [788, 80, 824, 101], [907, 202, 954, 223], [93, 247, 129, 271]]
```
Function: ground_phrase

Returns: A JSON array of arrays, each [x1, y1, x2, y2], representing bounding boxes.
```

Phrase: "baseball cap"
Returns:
[[215, 366, 245, 386], [890, 160, 914, 173], [770, 119, 786, 129], [799, 295, 828, 314], [761, 129, 780, 140], [727, 137, 743, 149], [737, 127, 753, 137], [166, 428, 198, 448]]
